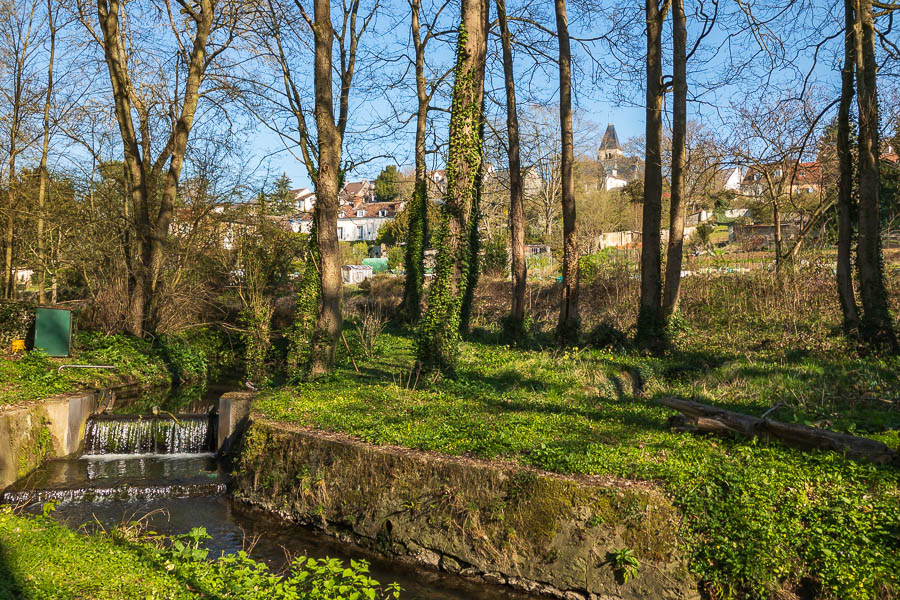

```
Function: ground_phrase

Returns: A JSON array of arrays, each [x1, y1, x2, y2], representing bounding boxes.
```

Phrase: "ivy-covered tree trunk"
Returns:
[[402, 0, 429, 323], [497, 0, 527, 339], [837, 0, 859, 336], [459, 127, 484, 336], [853, 0, 898, 353], [286, 236, 321, 380], [662, 0, 686, 320], [416, 0, 488, 373], [309, 0, 344, 376], [636, 0, 667, 351], [555, 0, 579, 342]]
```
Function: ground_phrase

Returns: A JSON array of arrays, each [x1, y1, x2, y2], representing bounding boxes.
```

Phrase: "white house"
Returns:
[[292, 199, 402, 242], [289, 180, 403, 242], [292, 188, 316, 212], [723, 167, 743, 191]]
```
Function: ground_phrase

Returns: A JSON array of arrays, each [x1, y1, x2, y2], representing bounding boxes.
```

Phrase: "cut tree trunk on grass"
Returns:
[[660, 396, 899, 464]]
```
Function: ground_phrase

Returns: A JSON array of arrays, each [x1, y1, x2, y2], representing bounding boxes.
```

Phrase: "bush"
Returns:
[[481, 234, 509, 276], [587, 322, 629, 349], [0, 300, 35, 351], [387, 245, 404, 272]]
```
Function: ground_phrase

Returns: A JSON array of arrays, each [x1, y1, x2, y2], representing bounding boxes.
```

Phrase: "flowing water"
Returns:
[[2, 386, 539, 600]]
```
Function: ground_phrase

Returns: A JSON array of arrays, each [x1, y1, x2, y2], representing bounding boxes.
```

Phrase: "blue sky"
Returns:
[[243, 0, 845, 191]]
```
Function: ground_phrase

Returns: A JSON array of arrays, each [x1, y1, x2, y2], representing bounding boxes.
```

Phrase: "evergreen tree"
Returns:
[[374, 165, 400, 202]]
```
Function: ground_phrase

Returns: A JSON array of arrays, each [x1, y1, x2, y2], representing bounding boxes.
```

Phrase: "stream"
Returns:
[[2, 385, 539, 600]]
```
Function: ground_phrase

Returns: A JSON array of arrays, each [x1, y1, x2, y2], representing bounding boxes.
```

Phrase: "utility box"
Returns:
[[33, 308, 72, 357]]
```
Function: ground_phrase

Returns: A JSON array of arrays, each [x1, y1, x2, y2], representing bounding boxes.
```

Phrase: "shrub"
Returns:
[[0, 300, 35, 351], [481, 234, 509, 277]]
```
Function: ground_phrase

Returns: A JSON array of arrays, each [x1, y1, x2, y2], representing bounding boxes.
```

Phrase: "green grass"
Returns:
[[0, 508, 400, 600], [0, 508, 194, 599], [0, 328, 236, 407], [255, 331, 900, 600]]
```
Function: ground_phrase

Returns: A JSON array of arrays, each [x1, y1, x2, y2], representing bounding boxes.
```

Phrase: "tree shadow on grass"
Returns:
[[0, 540, 24, 599]]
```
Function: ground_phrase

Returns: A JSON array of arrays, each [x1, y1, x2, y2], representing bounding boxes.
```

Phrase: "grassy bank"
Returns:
[[0, 508, 399, 599], [255, 328, 899, 599], [0, 328, 236, 408]]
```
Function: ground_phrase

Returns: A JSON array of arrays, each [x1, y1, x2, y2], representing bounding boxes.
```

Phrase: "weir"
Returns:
[[84, 414, 216, 455]]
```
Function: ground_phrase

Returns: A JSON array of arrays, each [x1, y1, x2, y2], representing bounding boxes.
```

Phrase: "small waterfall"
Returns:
[[84, 415, 215, 455]]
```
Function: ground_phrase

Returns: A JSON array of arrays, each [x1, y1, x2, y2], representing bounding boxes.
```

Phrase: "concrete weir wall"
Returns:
[[0, 392, 98, 488], [233, 418, 699, 600]]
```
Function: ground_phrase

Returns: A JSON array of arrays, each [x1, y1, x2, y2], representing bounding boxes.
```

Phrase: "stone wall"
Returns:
[[233, 418, 699, 600]]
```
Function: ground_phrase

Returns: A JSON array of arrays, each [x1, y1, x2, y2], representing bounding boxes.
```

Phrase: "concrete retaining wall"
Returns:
[[0, 392, 98, 488], [233, 418, 699, 600], [217, 391, 255, 455]]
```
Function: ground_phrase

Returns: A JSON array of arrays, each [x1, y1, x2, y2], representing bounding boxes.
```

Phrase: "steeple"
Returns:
[[600, 123, 622, 153], [599, 123, 624, 160]]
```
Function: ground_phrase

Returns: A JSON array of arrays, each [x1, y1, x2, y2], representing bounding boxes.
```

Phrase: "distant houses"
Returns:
[[290, 179, 402, 243]]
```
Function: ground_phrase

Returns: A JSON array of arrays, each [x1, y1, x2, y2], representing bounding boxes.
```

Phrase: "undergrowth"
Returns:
[[0, 327, 236, 407], [255, 332, 900, 600], [0, 507, 400, 599]]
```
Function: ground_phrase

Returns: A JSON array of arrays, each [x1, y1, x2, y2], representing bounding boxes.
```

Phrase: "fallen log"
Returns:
[[659, 396, 899, 465]]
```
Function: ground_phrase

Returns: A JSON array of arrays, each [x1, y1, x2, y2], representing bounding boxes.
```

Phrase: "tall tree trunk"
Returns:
[[309, 0, 344, 376], [36, 0, 56, 305], [416, 0, 488, 373], [853, 0, 898, 352], [555, 0, 579, 342], [837, 0, 859, 335], [497, 0, 527, 338], [773, 199, 783, 271], [662, 0, 686, 320], [459, 136, 483, 335], [402, 0, 428, 322], [636, 0, 666, 350], [4, 154, 14, 300]]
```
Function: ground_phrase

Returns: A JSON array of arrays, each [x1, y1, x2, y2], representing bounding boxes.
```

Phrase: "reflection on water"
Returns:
[[36, 496, 538, 600]]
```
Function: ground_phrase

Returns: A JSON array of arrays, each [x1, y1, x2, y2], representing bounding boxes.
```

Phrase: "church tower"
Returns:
[[599, 123, 624, 160]]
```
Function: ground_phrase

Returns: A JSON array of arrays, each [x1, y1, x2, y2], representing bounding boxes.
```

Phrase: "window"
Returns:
[[357, 210, 365, 217], [357, 225, 364, 239], [753, 172, 761, 181], [774, 168, 782, 177], [378, 209, 387, 217], [338, 227, 343, 240], [338, 211, 345, 218]]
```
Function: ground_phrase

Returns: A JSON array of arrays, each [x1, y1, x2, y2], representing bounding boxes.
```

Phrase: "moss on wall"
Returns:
[[233, 419, 698, 599]]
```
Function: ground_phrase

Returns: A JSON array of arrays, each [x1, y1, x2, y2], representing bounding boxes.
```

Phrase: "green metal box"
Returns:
[[33, 308, 72, 357]]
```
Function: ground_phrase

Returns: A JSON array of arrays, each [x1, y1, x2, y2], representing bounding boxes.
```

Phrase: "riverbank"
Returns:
[[249, 332, 900, 600], [0, 327, 237, 409], [0, 507, 399, 599]]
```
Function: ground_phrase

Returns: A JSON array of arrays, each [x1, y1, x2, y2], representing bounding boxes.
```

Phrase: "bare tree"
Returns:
[[836, 0, 860, 336], [555, 0, 579, 342], [248, 0, 379, 376], [496, 0, 527, 337], [852, 0, 897, 352], [636, 0, 669, 350], [34, 0, 58, 304], [402, 0, 453, 322], [308, 0, 344, 376], [662, 0, 686, 320], [0, 0, 44, 299], [76, 0, 238, 335]]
